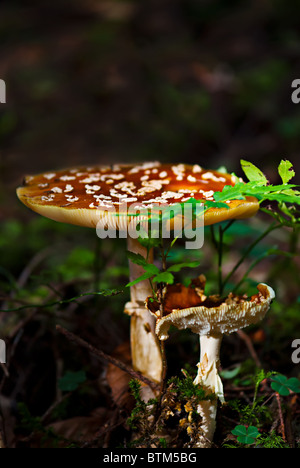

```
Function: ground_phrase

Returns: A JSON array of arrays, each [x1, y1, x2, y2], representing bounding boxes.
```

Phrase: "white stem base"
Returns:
[[193, 334, 223, 448], [193, 400, 217, 448]]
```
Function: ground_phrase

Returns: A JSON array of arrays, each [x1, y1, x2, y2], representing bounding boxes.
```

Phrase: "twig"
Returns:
[[0, 429, 6, 448], [55, 325, 158, 392], [152, 241, 169, 423], [82, 412, 124, 448], [275, 392, 286, 442], [16, 247, 53, 291], [222, 222, 281, 291], [0, 363, 9, 378], [103, 408, 120, 448], [8, 309, 39, 341], [41, 392, 72, 424], [237, 329, 261, 368], [0, 402, 6, 449], [0, 289, 123, 313]]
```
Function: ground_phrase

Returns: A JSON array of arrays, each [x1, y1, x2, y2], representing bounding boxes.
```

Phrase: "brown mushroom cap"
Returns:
[[16, 162, 259, 229], [146, 279, 275, 340]]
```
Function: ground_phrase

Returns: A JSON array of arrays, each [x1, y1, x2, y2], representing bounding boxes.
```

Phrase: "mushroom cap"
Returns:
[[16, 162, 259, 229], [146, 278, 275, 340]]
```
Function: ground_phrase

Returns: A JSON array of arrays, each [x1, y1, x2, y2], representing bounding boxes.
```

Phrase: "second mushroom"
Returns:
[[146, 276, 275, 447]]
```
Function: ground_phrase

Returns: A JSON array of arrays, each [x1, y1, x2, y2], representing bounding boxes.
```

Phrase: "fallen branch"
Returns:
[[56, 325, 158, 392], [275, 392, 286, 442]]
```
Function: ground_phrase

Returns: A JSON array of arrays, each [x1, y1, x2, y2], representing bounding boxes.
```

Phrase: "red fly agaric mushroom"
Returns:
[[16, 162, 259, 385], [146, 277, 275, 447]]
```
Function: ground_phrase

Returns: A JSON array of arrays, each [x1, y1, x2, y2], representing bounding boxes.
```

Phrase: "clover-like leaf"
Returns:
[[231, 425, 260, 444], [58, 370, 86, 392], [271, 374, 300, 396]]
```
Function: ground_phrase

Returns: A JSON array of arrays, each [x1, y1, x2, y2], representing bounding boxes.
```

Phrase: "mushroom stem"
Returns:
[[193, 334, 224, 448], [125, 237, 162, 385]]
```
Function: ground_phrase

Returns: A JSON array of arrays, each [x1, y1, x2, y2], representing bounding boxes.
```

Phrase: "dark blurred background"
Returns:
[[0, 0, 300, 219], [0, 2, 300, 446]]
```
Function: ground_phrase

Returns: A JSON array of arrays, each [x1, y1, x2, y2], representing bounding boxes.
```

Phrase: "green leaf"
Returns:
[[271, 374, 300, 395], [126, 250, 148, 267], [58, 370, 86, 392], [152, 271, 175, 284], [126, 268, 159, 287], [266, 248, 295, 258], [240, 160, 268, 185], [170, 237, 179, 249], [213, 183, 246, 203], [231, 425, 260, 444], [220, 364, 241, 380], [263, 191, 300, 205], [125, 250, 160, 286], [286, 378, 300, 393], [143, 263, 161, 275], [278, 160, 295, 184], [167, 261, 200, 273], [204, 200, 230, 210]]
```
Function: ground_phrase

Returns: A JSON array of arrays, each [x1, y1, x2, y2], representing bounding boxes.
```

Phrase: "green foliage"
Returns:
[[270, 374, 300, 396], [125, 159, 299, 298], [17, 403, 62, 447], [126, 372, 216, 447], [159, 437, 167, 448], [0, 288, 123, 312], [178, 159, 300, 229], [213, 159, 300, 210], [126, 249, 200, 288], [229, 397, 272, 427], [278, 160, 296, 184], [227, 367, 277, 428], [227, 427, 290, 448], [151, 271, 175, 285], [127, 380, 157, 433], [253, 369, 276, 402], [56, 247, 95, 282], [231, 425, 260, 445], [168, 371, 215, 403], [255, 431, 290, 448], [226, 369, 300, 448], [220, 364, 241, 380], [166, 261, 201, 273], [17, 402, 45, 434], [240, 160, 268, 185], [58, 370, 87, 392]]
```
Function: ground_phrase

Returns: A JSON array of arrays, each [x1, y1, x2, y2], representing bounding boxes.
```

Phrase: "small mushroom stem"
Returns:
[[193, 334, 224, 448], [125, 236, 162, 385]]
